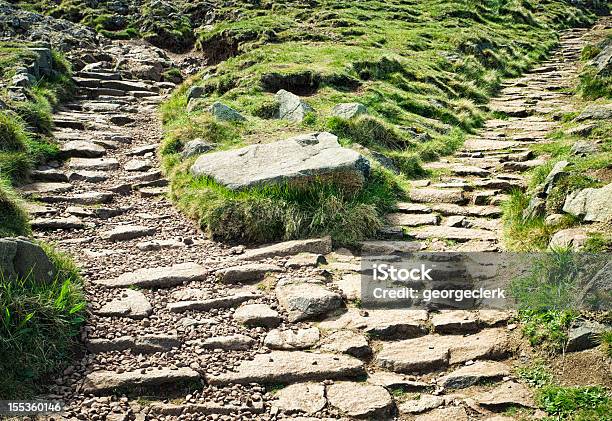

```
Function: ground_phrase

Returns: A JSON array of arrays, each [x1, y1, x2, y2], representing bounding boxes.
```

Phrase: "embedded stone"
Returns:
[[439, 361, 510, 388], [95, 289, 152, 319], [82, 367, 200, 394], [95, 262, 208, 288], [276, 280, 342, 322], [264, 327, 320, 350], [326, 382, 393, 419], [216, 263, 282, 283], [233, 303, 281, 328], [272, 383, 326, 415]]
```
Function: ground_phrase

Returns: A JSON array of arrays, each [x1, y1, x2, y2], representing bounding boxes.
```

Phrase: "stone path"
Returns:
[[24, 24, 597, 421], [380, 27, 590, 253]]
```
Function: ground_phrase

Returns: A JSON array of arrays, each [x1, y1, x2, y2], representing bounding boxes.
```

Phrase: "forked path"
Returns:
[[24, 23, 597, 421]]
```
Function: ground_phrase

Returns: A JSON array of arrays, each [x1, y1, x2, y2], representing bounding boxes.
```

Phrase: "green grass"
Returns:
[[537, 386, 611, 421], [517, 361, 553, 388], [577, 33, 612, 99], [0, 246, 85, 398], [601, 330, 612, 358], [0, 177, 30, 238], [159, 0, 598, 244]]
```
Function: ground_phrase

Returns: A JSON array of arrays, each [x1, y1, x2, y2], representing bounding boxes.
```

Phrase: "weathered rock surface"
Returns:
[[398, 395, 445, 414], [168, 291, 262, 313], [562, 183, 612, 222], [82, 367, 200, 394], [181, 139, 214, 158], [276, 279, 342, 322], [320, 330, 371, 357], [95, 263, 208, 288], [240, 237, 332, 260], [264, 327, 320, 350], [191, 132, 369, 191], [87, 335, 180, 353], [548, 228, 588, 250], [233, 303, 281, 327], [0, 237, 57, 283], [216, 263, 282, 283], [566, 320, 607, 352], [205, 351, 365, 385], [95, 289, 153, 319], [276, 89, 314, 121], [477, 381, 535, 409], [414, 406, 468, 421], [100, 225, 156, 241], [210, 102, 246, 121], [272, 383, 326, 415], [439, 361, 510, 388], [326, 382, 394, 419], [332, 102, 367, 119], [188, 334, 255, 351]]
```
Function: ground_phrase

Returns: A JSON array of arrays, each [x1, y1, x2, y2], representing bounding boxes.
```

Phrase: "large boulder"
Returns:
[[209, 102, 245, 122], [588, 39, 611, 76], [332, 103, 367, 119], [562, 183, 612, 223], [576, 104, 612, 121], [276, 89, 314, 121], [0, 237, 57, 283], [191, 132, 370, 191]]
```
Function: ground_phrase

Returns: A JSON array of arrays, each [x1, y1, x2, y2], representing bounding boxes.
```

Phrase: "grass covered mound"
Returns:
[[0, 41, 73, 237], [0, 246, 85, 399], [161, 0, 599, 244]]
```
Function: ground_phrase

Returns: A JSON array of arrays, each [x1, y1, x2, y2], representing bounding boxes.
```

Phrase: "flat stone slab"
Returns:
[[188, 334, 255, 351], [409, 188, 465, 204], [431, 310, 479, 333], [320, 330, 371, 358], [68, 157, 119, 171], [31, 216, 85, 230], [320, 308, 428, 339], [272, 383, 326, 415], [431, 204, 502, 217], [216, 263, 283, 283], [264, 327, 320, 350], [367, 371, 430, 391], [399, 394, 445, 414], [87, 334, 180, 353], [125, 158, 153, 172], [94, 289, 152, 319], [439, 361, 510, 388], [276, 280, 342, 322], [414, 406, 468, 421], [21, 182, 73, 195], [205, 351, 365, 385], [168, 291, 262, 313], [60, 140, 106, 158], [410, 226, 497, 241], [477, 381, 536, 409], [100, 225, 156, 241], [386, 213, 440, 226], [39, 191, 114, 205], [327, 382, 394, 419], [68, 170, 109, 182], [239, 237, 332, 260], [95, 262, 208, 288], [191, 132, 369, 191], [82, 367, 200, 394], [233, 303, 281, 327], [376, 329, 508, 373]]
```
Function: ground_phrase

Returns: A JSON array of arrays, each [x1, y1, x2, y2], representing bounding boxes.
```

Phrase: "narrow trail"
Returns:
[[21, 21, 601, 421]]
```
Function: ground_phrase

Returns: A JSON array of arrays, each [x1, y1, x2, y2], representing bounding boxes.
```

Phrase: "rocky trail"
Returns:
[[20, 23, 599, 421]]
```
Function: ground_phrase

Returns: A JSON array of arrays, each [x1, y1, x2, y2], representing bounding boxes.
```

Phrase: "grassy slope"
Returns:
[[161, 0, 597, 244], [502, 29, 612, 252], [0, 41, 73, 237], [0, 43, 85, 398]]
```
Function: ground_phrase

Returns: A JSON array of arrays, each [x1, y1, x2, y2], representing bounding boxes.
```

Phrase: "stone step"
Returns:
[[59, 140, 106, 158], [385, 213, 440, 227], [99, 79, 159, 92], [53, 117, 87, 130], [205, 351, 365, 385], [81, 367, 200, 395], [68, 157, 119, 171], [167, 291, 262, 313], [100, 224, 156, 242], [148, 402, 265, 417], [80, 87, 128, 98], [75, 71, 122, 80], [408, 188, 466, 205], [408, 226, 497, 241], [94, 262, 209, 288], [430, 204, 502, 217], [30, 169, 69, 182], [36, 191, 114, 205], [20, 182, 72, 195], [87, 334, 180, 353], [31, 216, 85, 230]]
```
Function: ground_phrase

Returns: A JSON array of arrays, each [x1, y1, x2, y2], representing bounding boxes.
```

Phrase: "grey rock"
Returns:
[[589, 40, 612, 76], [320, 330, 371, 358], [189, 334, 255, 350], [100, 225, 155, 242], [276, 89, 314, 121], [31, 216, 85, 230], [326, 382, 393, 419], [399, 395, 445, 414], [272, 383, 326, 415], [332, 102, 367, 119], [191, 132, 369, 191], [276, 279, 342, 322], [60, 141, 106, 158], [264, 327, 320, 350], [168, 291, 262, 313], [438, 361, 510, 388], [205, 351, 365, 385], [240, 237, 332, 260], [576, 104, 612, 121], [409, 188, 465, 204], [548, 228, 588, 250], [541, 160, 569, 195], [82, 367, 200, 395], [285, 253, 326, 268], [88, 335, 180, 353], [522, 196, 546, 220], [125, 159, 152, 172], [181, 139, 213, 159], [68, 157, 119, 171], [186, 86, 205, 101], [415, 407, 469, 421], [571, 141, 600, 156], [11, 238, 57, 283], [233, 303, 281, 328], [95, 262, 208, 288], [562, 183, 612, 222], [566, 320, 607, 352], [477, 381, 535, 409], [431, 310, 478, 334], [95, 289, 153, 319], [210, 102, 246, 122], [216, 263, 282, 283]]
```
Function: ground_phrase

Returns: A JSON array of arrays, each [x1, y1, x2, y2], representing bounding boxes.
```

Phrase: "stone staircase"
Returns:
[[23, 24, 595, 421], [379, 27, 589, 253]]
